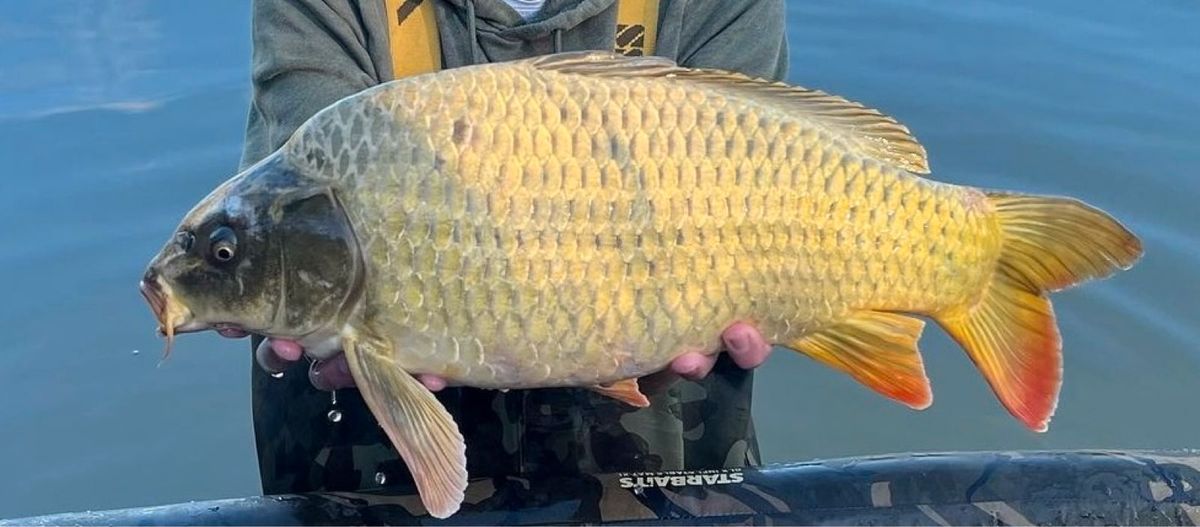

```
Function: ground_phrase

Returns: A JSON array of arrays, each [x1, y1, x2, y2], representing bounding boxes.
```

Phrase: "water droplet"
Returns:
[[327, 409, 342, 423], [270, 371, 284, 379], [374, 471, 388, 485], [131, 349, 141, 356]]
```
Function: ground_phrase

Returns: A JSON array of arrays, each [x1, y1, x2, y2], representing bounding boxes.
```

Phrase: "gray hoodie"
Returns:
[[241, 0, 789, 496], [241, 0, 787, 167]]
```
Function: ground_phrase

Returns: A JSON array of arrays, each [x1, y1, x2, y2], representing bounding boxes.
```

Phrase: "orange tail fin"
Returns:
[[934, 193, 1141, 432]]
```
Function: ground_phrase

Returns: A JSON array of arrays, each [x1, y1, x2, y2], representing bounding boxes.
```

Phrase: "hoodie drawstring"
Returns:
[[462, 0, 570, 61]]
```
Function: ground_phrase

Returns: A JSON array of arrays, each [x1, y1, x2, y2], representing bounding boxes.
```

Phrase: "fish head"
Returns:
[[140, 153, 363, 355]]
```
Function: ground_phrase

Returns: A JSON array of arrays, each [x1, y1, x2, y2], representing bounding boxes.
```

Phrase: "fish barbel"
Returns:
[[142, 52, 1141, 517]]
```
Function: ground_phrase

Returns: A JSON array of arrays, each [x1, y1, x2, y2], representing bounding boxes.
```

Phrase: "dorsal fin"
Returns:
[[527, 52, 930, 174]]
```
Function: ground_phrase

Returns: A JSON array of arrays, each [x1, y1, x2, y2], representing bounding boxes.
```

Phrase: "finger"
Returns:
[[309, 355, 357, 391], [255, 338, 292, 374], [417, 374, 448, 392], [722, 322, 772, 369], [670, 351, 718, 380], [270, 338, 304, 362]]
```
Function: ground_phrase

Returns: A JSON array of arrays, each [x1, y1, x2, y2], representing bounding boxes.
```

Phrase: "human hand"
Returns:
[[669, 321, 772, 379], [242, 321, 773, 391], [252, 337, 446, 391]]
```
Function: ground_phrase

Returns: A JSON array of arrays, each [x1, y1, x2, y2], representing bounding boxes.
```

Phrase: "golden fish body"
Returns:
[[208, 52, 1136, 517], [146, 53, 1140, 517], [287, 55, 995, 388]]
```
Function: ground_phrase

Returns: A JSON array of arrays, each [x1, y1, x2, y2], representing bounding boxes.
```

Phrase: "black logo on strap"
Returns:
[[615, 24, 647, 56], [396, 0, 424, 26]]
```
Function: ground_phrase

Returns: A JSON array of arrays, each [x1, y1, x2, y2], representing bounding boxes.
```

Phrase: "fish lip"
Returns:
[[139, 278, 168, 329], [164, 321, 209, 336], [139, 275, 198, 336]]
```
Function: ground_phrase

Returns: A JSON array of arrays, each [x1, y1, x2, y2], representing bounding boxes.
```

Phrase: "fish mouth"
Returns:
[[139, 278, 167, 325], [139, 275, 198, 358]]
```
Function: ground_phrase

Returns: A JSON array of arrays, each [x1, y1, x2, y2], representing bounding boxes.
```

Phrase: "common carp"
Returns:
[[140, 52, 1142, 517]]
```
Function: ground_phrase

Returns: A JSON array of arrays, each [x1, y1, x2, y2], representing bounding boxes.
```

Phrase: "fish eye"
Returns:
[[175, 231, 195, 252], [209, 226, 237, 263]]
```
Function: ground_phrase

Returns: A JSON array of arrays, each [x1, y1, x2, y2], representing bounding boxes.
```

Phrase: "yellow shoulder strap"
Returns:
[[386, 0, 443, 79], [385, 0, 661, 79], [615, 0, 660, 57]]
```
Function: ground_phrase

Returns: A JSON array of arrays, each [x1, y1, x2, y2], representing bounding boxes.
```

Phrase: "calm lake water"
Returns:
[[1, 0, 1197, 519]]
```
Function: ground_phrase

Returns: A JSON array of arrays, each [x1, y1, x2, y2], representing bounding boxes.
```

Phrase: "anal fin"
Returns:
[[590, 378, 650, 407], [787, 311, 932, 410], [343, 332, 467, 518]]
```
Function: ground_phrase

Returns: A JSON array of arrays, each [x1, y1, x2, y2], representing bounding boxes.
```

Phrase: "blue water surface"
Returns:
[[0, 0, 1196, 518]]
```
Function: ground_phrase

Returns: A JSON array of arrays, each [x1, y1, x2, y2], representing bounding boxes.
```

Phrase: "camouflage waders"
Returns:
[[250, 335, 760, 494]]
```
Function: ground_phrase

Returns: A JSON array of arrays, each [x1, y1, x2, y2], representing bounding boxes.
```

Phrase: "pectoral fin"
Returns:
[[786, 311, 932, 410], [343, 334, 467, 518], [590, 378, 650, 407]]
